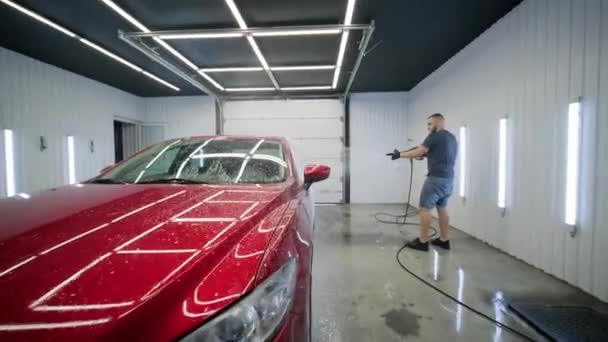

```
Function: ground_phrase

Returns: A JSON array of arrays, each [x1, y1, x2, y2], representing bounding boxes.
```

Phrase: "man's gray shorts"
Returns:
[[419, 176, 454, 209]]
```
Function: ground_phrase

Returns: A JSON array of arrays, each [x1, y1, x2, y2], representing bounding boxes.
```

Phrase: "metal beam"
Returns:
[[343, 21, 375, 98], [215, 98, 224, 134], [119, 30, 218, 99], [125, 24, 372, 39]]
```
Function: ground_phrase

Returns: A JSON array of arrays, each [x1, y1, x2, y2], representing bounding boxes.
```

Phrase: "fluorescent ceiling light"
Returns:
[[281, 86, 333, 91], [565, 101, 581, 226], [271, 65, 335, 71], [459, 126, 466, 198], [67, 136, 76, 185], [253, 29, 341, 37], [3, 129, 16, 197], [197, 70, 226, 91], [2, 0, 178, 91], [344, 0, 357, 25], [200, 67, 264, 73], [225, 87, 276, 92], [158, 33, 243, 40], [224, 0, 248, 29], [498, 118, 507, 209], [142, 71, 180, 91], [101, 0, 148, 32], [79, 39, 142, 72], [332, 31, 350, 89], [1, 0, 76, 38], [246, 36, 270, 70], [102, 0, 221, 89]]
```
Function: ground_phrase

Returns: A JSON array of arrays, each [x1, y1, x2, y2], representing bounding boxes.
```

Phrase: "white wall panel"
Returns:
[[350, 92, 409, 203], [407, 0, 608, 301], [223, 99, 344, 203], [0, 47, 143, 195], [143, 96, 215, 141]]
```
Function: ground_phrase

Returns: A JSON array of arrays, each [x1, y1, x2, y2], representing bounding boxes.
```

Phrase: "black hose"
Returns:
[[395, 246, 535, 341], [374, 157, 535, 341]]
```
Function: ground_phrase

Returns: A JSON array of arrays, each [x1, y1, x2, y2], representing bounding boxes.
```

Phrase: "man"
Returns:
[[388, 113, 458, 251]]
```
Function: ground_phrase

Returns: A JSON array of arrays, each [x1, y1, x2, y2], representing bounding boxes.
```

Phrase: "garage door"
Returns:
[[223, 99, 344, 203]]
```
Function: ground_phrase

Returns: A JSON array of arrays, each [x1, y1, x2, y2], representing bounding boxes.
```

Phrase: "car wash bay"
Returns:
[[1, 0, 608, 341]]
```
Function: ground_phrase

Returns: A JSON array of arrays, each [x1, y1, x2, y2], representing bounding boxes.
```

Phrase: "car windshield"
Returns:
[[91, 138, 288, 185]]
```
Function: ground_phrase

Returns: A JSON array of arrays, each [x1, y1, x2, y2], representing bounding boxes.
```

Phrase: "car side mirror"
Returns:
[[99, 165, 114, 174], [304, 164, 330, 190]]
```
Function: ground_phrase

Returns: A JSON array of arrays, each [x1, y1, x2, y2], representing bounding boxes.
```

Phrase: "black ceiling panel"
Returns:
[[0, 0, 522, 97], [116, 0, 235, 30], [274, 70, 333, 87], [236, 0, 347, 26], [211, 71, 273, 88], [256, 35, 341, 66], [168, 38, 259, 67]]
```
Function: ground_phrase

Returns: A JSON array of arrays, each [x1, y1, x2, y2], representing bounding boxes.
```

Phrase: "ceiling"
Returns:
[[0, 0, 522, 97]]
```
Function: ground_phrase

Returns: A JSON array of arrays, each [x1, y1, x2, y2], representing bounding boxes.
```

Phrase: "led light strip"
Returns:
[[158, 32, 244, 40], [225, 87, 276, 92], [333, 0, 357, 89], [224, 0, 279, 89], [459, 126, 466, 198], [498, 119, 507, 209], [3, 129, 15, 197], [200, 65, 336, 73], [282, 86, 332, 91], [252, 29, 342, 37], [565, 101, 581, 226], [1, 0, 179, 91], [101, 0, 222, 91]]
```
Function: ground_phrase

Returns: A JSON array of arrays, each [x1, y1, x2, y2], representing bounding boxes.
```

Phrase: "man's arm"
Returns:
[[400, 146, 428, 159]]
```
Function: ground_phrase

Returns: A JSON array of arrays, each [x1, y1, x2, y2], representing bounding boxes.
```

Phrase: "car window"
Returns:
[[93, 138, 288, 185]]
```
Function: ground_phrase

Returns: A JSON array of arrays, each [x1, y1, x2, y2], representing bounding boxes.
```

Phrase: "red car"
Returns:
[[0, 136, 330, 341]]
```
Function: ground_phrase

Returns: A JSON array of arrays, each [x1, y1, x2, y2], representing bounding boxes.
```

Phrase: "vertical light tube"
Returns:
[[459, 126, 466, 198], [565, 102, 581, 226], [3, 129, 16, 196], [67, 136, 76, 184], [498, 118, 507, 209]]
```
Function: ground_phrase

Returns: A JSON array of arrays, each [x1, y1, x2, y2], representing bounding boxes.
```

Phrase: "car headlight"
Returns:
[[181, 258, 297, 342]]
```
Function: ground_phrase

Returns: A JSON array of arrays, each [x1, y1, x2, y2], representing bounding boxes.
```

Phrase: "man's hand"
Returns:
[[386, 149, 400, 160]]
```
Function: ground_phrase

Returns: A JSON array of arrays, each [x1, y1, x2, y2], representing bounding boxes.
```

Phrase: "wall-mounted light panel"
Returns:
[[67, 136, 76, 184], [3, 129, 16, 197], [459, 126, 467, 198], [565, 101, 581, 226], [498, 118, 507, 209]]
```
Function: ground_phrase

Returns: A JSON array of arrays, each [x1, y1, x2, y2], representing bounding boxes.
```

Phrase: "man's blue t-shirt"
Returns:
[[422, 130, 458, 179]]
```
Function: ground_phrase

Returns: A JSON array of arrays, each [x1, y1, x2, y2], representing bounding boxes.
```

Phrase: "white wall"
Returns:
[[0, 47, 143, 195], [407, 0, 608, 301], [143, 96, 215, 140], [350, 92, 409, 203]]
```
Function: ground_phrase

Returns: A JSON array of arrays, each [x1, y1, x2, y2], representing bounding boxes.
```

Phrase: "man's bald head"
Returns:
[[427, 113, 445, 133]]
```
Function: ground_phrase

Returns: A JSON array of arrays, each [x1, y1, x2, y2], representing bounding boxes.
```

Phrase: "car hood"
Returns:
[[0, 183, 294, 341]]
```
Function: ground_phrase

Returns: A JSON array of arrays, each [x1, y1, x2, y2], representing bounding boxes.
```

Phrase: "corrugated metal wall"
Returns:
[[0, 47, 144, 194], [407, 0, 608, 301], [144, 96, 216, 140], [350, 92, 409, 203]]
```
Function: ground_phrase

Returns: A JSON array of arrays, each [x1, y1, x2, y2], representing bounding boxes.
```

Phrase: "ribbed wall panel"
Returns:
[[0, 47, 143, 194], [350, 92, 409, 203], [143, 96, 215, 140], [407, 0, 608, 301]]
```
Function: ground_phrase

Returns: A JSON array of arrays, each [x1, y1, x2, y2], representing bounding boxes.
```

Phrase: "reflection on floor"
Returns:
[[311, 204, 608, 341]]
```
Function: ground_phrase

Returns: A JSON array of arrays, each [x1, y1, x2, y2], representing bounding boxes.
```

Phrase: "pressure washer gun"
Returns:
[[386, 147, 425, 160]]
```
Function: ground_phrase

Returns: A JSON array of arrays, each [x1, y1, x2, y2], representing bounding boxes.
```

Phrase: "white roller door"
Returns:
[[223, 99, 344, 203]]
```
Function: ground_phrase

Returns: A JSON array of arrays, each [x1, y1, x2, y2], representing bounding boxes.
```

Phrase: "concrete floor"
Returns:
[[311, 204, 608, 341]]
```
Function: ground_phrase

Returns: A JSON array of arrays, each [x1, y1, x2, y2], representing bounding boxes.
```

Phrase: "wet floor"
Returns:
[[311, 204, 608, 341]]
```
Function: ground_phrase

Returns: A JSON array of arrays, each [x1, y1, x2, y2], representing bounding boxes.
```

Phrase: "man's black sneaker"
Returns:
[[431, 238, 451, 250], [406, 238, 429, 251]]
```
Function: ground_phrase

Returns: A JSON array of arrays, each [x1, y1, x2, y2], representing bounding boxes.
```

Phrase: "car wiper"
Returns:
[[137, 178, 210, 184], [88, 179, 129, 184]]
